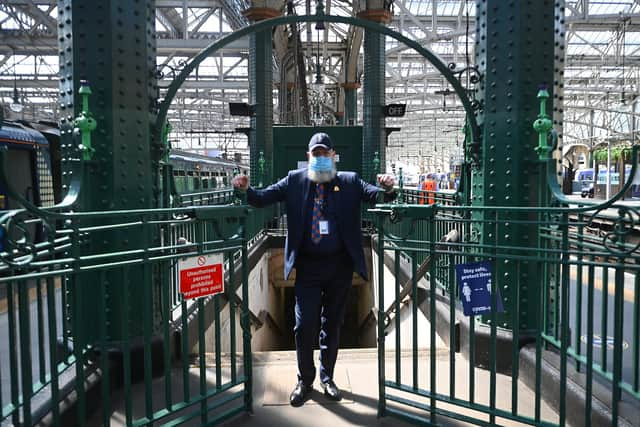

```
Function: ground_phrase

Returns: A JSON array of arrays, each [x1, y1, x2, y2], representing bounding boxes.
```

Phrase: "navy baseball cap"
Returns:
[[308, 132, 334, 152]]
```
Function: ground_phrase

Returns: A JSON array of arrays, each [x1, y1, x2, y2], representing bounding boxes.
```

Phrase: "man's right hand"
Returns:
[[232, 175, 249, 192]]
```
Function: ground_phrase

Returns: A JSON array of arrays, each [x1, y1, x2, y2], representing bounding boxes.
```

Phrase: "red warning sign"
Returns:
[[178, 253, 224, 300]]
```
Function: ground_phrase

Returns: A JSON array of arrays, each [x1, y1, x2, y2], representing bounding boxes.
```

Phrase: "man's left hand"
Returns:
[[377, 174, 395, 191]]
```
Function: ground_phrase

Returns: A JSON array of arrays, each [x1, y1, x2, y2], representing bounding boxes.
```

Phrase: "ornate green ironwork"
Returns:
[[372, 151, 380, 182], [74, 81, 97, 161], [396, 167, 404, 204], [6, 6, 638, 427], [153, 14, 482, 167], [533, 86, 553, 161], [161, 120, 172, 163], [257, 150, 266, 188]]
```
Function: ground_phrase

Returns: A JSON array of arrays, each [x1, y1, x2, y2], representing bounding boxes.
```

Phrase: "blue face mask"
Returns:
[[309, 155, 333, 172]]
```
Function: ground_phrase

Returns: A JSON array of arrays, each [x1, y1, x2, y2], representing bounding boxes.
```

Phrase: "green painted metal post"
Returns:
[[257, 150, 266, 188], [245, 5, 280, 187], [342, 82, 359, 126], [397, 167, 404, 204], [162, 121, 172, 163], [372, 151, 380, 183], [359, 8, 391, 183], [472, 0, 556, 332], [376, 216, 386, 417], [57, 0, 160, 345]]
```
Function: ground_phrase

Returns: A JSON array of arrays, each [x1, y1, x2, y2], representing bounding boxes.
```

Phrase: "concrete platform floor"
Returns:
[[91, 347, 559, 426], [221, 348, 559, 427]]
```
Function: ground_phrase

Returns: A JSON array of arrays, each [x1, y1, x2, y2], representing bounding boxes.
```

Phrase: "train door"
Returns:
[[1, 147, 37, 209], [0, 147, 39, 244]]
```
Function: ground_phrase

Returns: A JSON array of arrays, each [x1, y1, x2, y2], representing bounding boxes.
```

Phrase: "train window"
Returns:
[[193, 177, 200, 190], [222, 174, 228, 186], [202, 179, 208, 189]]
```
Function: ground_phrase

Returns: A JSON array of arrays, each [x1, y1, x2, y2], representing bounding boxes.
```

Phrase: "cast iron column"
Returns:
[[57, 0, 160, 346], [473, 0, 558, 332], [244, 5, 280, 187], [358, 8, 391, 182], [342, 82, 360, 126]]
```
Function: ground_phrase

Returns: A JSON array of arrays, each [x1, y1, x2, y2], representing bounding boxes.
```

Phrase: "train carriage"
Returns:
[[169, 149, 248, 194], [0, 120, 55, 211]]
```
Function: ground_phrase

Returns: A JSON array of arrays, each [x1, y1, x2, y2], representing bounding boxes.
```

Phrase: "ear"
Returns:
[[306, 152, 310, 161]]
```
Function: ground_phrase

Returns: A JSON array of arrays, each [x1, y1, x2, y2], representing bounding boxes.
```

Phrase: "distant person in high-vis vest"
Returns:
[[421, 176, 436, 205], [232, 132, 395, 407]]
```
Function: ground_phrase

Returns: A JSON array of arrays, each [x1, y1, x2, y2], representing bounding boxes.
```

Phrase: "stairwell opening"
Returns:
[[274, 282, 377, 351], [251, 247, 378, 352]]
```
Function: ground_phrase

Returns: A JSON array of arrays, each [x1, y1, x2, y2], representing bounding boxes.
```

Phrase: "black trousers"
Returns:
[[293, 253, 353, 385]]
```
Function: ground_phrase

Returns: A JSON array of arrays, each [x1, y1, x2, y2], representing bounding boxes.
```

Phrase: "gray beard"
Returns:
[[308, 167, 337, 183]]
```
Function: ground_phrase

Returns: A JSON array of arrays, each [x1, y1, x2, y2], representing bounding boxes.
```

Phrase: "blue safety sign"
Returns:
[[455, 261, 503, 316]]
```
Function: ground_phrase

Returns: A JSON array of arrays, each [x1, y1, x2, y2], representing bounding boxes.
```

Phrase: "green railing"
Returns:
[[0, 203, 252, 426], [370, 199, 640, 427], [383, 189, 467, 291]]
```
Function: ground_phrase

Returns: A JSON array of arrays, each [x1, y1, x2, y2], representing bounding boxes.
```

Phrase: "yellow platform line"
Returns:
[[568, 266, 636, 303], [0, 279, 62, 314]]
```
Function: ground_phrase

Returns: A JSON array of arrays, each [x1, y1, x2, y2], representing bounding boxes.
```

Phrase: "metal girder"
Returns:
[[0, 32, 354, 57], [3, 0, 223, 5], [344, 23, 364, 82], [13, 0, 57, 34], [0, 78, 249, 90], [156, 8, 183, 38], [0, 32, 251, 55], [3, 0, 640, 169], [389, 12, 640, 31], [219, 0, 249, 30]]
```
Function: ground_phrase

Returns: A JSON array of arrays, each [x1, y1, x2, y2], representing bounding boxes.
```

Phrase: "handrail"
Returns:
[[545, 134, 639, 213], [382, 229, 459, 330]]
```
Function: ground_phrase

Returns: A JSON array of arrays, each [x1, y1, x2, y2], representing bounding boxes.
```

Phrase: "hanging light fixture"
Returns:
[[309, 23, 327, 126], [313, 0, 326, 93], [9, 53, 23, 113], [310, 24, 325, 95]]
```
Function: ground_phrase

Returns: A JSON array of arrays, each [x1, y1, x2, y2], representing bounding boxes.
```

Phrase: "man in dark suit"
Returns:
[[232, 132, 395, 407]]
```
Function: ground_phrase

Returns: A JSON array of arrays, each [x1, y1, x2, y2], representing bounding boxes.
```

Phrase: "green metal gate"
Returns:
[[0, 181, 253, 425], [370, 149, 640, 426]]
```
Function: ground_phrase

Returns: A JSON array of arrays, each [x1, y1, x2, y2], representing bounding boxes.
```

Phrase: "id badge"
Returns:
[[319, 220, 329, 235]]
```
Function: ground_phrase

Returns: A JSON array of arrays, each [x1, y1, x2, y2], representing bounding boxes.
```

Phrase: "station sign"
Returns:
[[179, 253, 224, 300], [455, 261, 503, 316], [383, 103, 407, 117]]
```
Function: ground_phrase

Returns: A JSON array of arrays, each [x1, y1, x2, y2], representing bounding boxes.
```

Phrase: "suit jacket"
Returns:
[[247, 168, 390, 281]]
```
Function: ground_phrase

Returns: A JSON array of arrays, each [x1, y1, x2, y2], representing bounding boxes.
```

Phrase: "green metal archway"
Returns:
[[152, 12, 482, 164]]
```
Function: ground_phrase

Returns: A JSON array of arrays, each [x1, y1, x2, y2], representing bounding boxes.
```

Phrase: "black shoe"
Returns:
[[289, 381, 313, 407], [321, 380, 342, 401]]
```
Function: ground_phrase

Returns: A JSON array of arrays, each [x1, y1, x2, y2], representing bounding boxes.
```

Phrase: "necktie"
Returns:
[[311, 183, 325, 244]]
